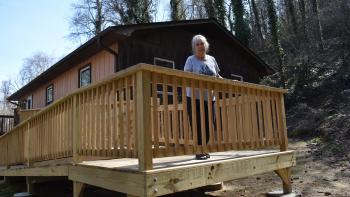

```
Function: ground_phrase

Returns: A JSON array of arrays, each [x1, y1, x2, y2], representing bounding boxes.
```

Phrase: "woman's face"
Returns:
[[194, 40, 206, 58]]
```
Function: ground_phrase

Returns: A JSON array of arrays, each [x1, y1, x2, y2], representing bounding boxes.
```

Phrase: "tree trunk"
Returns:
[[213, 0, 226, 27], [231, 0, 251, 45], [204, 0, 215, 18], [285, 0, 298, 35], [251, 0, 264, 43], [298, 0, 308, 42], [310, 0, 324, 50], [266, 0, 285, 88], [95, 0, 103, 35], [170, 0, 185, 21]]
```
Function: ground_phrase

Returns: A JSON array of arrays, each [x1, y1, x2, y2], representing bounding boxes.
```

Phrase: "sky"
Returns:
[[0, 0, 170, 85], [0, 0, 76, 84]]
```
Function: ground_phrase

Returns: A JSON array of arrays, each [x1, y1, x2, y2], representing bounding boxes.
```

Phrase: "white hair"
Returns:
[[191, 34, 209, 54]]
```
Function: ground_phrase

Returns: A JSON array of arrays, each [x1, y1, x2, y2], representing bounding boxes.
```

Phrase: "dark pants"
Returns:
[[186, 97, 215, 146]]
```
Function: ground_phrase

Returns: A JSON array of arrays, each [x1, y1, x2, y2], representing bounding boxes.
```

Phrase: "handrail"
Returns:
[[0, 63, 288, 171]]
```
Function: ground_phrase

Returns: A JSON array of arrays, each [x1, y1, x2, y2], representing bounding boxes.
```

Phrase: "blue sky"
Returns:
[[0, 0, 75, 83], [0, 0, 169, 84]]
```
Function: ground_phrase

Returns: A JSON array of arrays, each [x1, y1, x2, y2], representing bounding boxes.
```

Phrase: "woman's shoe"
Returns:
[[195, 153, 208, 160], [205, 153, 210, 158]]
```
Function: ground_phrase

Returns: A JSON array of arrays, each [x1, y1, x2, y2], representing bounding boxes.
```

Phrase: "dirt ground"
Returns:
[[168, 140, 350, 197], [1, 139, 350, 197]]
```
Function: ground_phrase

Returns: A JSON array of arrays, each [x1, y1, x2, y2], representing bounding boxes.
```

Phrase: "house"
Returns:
[[0, 19, 295, 197], [7, 19, 273, 112]]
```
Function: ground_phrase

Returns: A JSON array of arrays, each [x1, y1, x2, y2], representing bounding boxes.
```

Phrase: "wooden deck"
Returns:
[[0, 64, 294, 196], [0, 150, 295, 196]]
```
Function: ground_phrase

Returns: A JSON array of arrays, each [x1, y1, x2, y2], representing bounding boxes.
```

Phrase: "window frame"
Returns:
[[26, 95, 33, 109], [45, 84, 54, 106], [78, 64, 92, 88]]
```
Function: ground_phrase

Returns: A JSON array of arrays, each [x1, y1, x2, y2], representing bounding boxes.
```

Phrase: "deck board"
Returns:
[[78, 150, 278, 171]]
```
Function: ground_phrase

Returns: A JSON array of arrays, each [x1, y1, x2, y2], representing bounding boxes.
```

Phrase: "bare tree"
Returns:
[[105, 0, 157, 24], [170, 0, 186, 21], [69, 0, 108, 42], [20, 52, 54, 85], [0, 52, 54, 113], [0, 81, 14, 115]]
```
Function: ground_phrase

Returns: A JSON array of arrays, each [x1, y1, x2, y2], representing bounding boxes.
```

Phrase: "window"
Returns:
[[79, 64, 91, 87], [153, 57, 175, 69], [26, 95, 33, 109], [46, 84, 54, 105]]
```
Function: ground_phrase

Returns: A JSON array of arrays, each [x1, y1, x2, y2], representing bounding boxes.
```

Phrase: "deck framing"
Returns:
[[0, 150, 295, 196]]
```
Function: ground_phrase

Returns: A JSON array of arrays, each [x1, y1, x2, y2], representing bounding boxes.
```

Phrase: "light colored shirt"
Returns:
[[184, 54, 220, 100]]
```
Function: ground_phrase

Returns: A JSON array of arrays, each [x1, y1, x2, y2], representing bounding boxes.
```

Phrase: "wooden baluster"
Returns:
[[256, 90, 264, 147], [250, 89, 259, 149], [221, 87, 229, 151], [101, 85, 107, 157], [58, 103, 63, 158], [214, 84, 222, 151], [125, 77, 131, 157], [173, 76, 180, 155], [228, 86, 237, 150], [162, 76, 170, 156], [199, 80, 206, 152], [118, 79, 125, 157], [92, 88, 97, 156], [242, 87, 250, 149], [132, 74, 137, 158], [152, 74, 159, 157], [106, 83, 112, 157], [111, 80, 118, 156], [235, 86, 243, 149], [73, 94, 82, 163], [207, 83, 215, 152], [271, 92, 279, 146], [262, 90, 271, 146], [266, 91, 274, 146], [181, 78, 190, 155], [190, 79, 198, 153]]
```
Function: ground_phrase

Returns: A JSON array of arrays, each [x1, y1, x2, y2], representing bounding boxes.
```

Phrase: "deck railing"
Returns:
[[0, 64, 288, 170], [0, 115, 14, 135]]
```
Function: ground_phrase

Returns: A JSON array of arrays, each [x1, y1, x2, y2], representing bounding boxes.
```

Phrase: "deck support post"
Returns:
[[73, 181, 85, 197], [274, 168, 292, 194], [26, 176, 34, 194], [276, 93, 292, 194], [135, 70, 153, 171]]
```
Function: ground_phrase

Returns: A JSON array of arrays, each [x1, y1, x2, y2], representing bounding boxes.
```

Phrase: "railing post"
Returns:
[[73, 94, 82, 164], [276, 92, 292, 194], [279, 93, 288, 151], [135, 69, 153, 171]]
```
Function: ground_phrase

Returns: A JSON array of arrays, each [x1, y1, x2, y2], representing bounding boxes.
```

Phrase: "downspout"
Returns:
[[97, 36, 119, 72]]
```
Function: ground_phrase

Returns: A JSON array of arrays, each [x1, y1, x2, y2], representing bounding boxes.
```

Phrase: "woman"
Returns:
[[184, 34, 222, 160]]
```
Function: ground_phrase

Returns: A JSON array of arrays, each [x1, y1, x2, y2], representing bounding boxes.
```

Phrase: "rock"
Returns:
[[267, 190, 301, 197]]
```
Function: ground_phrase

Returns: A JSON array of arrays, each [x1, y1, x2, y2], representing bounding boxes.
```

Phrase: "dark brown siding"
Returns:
[[118, 28, 262, 83]]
